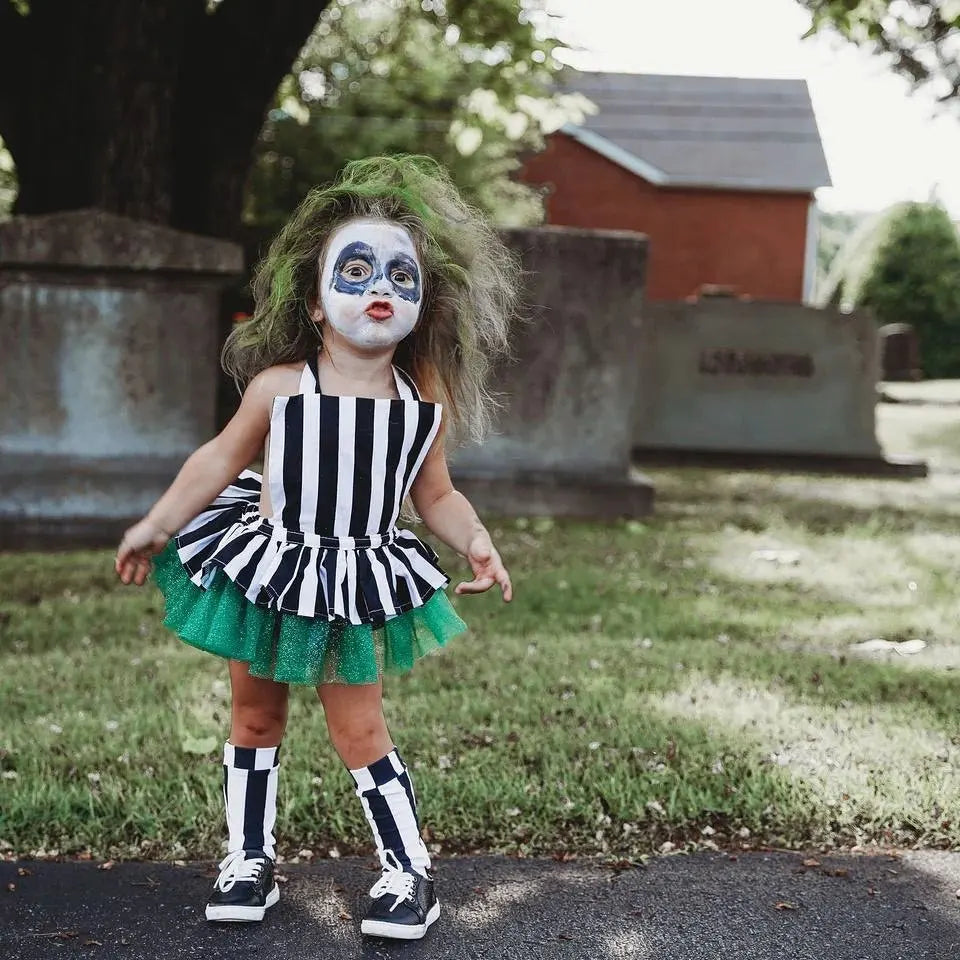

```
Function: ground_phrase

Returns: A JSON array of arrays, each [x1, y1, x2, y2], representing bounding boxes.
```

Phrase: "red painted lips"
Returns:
[[365, 300, 393, 320]]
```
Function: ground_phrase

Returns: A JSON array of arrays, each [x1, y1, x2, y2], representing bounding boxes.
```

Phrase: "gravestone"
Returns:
[[0, 209, 243, 547], [633, 299, 925, 476], [449, 226, 654, 517], [879, 323, 922, 382]]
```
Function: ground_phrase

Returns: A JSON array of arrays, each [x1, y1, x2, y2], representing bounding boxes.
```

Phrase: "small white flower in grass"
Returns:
[[640, 638, 653, 649], [506, 807, 521, 817], [588, 659, 601, 670], [87, 773, 101, 784], [646, 800, 665, 816], [716, 634, 730, 645], [588, 741, 601, 751], [327, 847, 341, 859], [104, 720, 119, 732], [130, 658, 142, 666], [908, 581, 918, 592], [312, 776, 323, 786], [527, 644, 538, 655], [48, 724, 62, 734], [80, 636, 91, 647], [712, 759, 725, 774], [437, 755, 452, 770], [738, 827, 751, 839], [2, 770, 18, 780]]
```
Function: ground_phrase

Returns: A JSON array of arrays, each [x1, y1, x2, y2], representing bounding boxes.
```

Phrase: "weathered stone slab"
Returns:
[[449, 226, 654, 518], [0, 210, 242, 546], [633, 299, 925, 476]]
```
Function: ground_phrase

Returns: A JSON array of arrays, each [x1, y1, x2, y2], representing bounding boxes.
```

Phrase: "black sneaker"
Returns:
[[205, 849, 279, 922], [360, 852, 440, 940]]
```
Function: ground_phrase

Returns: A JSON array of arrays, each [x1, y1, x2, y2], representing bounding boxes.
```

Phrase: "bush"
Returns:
[[859, 203, 960, 379]]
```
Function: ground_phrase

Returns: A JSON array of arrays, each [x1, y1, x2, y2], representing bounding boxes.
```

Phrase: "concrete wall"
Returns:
[[0, 209, 242, 544], [521, 132, 812, 303], [450, 225, 654, 517], [634, 299, 882, 458]]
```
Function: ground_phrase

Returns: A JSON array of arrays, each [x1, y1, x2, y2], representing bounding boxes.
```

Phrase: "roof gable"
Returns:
[[562, 72, 832, 193]]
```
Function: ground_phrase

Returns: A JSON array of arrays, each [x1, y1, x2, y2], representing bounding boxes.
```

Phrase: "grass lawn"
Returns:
[[2, 397, 960, 862]]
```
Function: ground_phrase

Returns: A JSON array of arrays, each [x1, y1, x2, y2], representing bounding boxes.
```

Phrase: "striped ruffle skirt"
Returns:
[[152, 472, 467, 685]]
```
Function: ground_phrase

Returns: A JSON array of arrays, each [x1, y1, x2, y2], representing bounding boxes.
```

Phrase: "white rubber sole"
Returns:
[[205, 884, 280, 922], [361, 900, 441, 940]]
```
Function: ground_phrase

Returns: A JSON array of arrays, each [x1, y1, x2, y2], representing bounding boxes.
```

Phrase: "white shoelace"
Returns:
[[368, 851, 417, 913], [214, 849, 266, 892]]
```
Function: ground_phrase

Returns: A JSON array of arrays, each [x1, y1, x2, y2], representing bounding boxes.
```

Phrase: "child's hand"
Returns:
[[455, 534, 512, 602], [115, 519, 170, 586]]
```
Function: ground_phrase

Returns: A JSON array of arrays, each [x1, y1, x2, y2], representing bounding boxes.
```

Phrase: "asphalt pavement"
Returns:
[[3, 850, 960, 960]]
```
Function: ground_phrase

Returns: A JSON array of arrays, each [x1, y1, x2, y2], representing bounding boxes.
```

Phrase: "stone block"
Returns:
[[0, 210, 242, 546], [449, 226, 654, 517], [633, 299, 925, 476]]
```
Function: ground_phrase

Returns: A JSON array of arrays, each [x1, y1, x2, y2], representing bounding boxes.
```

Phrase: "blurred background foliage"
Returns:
[[245, 0, 584, 232], [819, 201, 960, 377], [799, 1, 960, 108]]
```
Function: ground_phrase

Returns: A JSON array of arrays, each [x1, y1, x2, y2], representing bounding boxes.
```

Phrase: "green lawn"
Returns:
[[2, 400, 960, 862]]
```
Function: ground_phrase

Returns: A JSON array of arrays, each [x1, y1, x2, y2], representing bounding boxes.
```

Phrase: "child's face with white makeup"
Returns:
[[317, 218, 423, 350]]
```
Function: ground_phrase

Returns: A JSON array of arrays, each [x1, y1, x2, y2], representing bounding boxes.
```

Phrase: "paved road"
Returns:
[[3, 850, 959, 959]]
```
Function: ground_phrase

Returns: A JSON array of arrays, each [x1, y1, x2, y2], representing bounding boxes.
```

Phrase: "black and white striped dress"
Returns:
[[172, 355, 450, 628]]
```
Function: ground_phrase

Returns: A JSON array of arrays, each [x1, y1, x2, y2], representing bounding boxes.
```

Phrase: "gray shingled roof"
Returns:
[[561, 72, 832, 193]]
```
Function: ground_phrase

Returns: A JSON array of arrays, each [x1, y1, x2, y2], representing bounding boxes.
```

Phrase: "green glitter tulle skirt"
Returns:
[[153, 542, 467, 685]]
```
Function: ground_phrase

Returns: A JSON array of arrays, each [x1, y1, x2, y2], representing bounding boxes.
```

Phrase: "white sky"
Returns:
[[546, 0, 960, 217]]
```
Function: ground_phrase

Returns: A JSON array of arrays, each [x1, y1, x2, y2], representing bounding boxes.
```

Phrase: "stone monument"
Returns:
[[0, 209, 243, 547], [449, 226, 655, 517], [633, 299, 925, 476]]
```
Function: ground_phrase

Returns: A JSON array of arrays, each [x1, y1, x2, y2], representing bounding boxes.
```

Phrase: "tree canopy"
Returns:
[[799, 1, 960, 107], [0, 0, 564, 238], [246, 0, 575, 234], [856, 203, 960, 377]]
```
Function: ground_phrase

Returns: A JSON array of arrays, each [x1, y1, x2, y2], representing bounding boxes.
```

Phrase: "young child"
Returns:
[[115, 155, 517, 941]]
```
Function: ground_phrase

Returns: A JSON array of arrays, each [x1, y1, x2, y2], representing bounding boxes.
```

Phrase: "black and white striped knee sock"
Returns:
[[348, 748, 431, 877], [222, 742, 281, 860]]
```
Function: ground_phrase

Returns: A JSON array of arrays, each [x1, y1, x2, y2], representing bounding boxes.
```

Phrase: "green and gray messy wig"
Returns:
[[222, 155, 519, 445]]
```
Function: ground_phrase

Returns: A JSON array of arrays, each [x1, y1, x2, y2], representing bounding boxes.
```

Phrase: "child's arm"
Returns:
[[409, 438, 512, 602], [115, 371, 277, 585]]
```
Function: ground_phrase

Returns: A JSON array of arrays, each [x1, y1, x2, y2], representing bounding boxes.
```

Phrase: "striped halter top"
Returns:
[[174, 354, 450, 626]]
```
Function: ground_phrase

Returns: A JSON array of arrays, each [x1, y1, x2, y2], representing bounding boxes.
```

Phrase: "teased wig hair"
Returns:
[[223, 154, 519, 446]]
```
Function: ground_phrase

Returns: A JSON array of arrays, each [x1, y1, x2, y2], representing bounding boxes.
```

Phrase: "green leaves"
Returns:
[[859, 203, 960, 378], [799, 1, 960, 107], [245, 0, 570, 232]]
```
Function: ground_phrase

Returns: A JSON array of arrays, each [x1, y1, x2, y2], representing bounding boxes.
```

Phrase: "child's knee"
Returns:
[[231, 705, 287, 746]]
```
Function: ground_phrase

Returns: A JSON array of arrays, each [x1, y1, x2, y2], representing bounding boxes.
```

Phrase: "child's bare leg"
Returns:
[[205, 661, 287, 922], [319, 680, 438, 937], [229, 659, 289, 748], [319, 681, 431, 877], [317, 679, 392, 767], [222, 660, 287, 856]]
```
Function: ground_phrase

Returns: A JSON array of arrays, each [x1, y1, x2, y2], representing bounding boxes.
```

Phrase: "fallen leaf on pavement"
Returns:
[[802, 858, 820, 868], [97, 861, 115, 871], [774, 901, 799, 911]]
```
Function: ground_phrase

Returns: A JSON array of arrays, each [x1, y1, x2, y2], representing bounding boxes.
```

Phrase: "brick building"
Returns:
[[521, 73, 832, 302]]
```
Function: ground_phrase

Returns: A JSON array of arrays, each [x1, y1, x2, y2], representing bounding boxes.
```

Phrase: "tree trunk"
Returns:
[[0, 0, 329, 239]]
